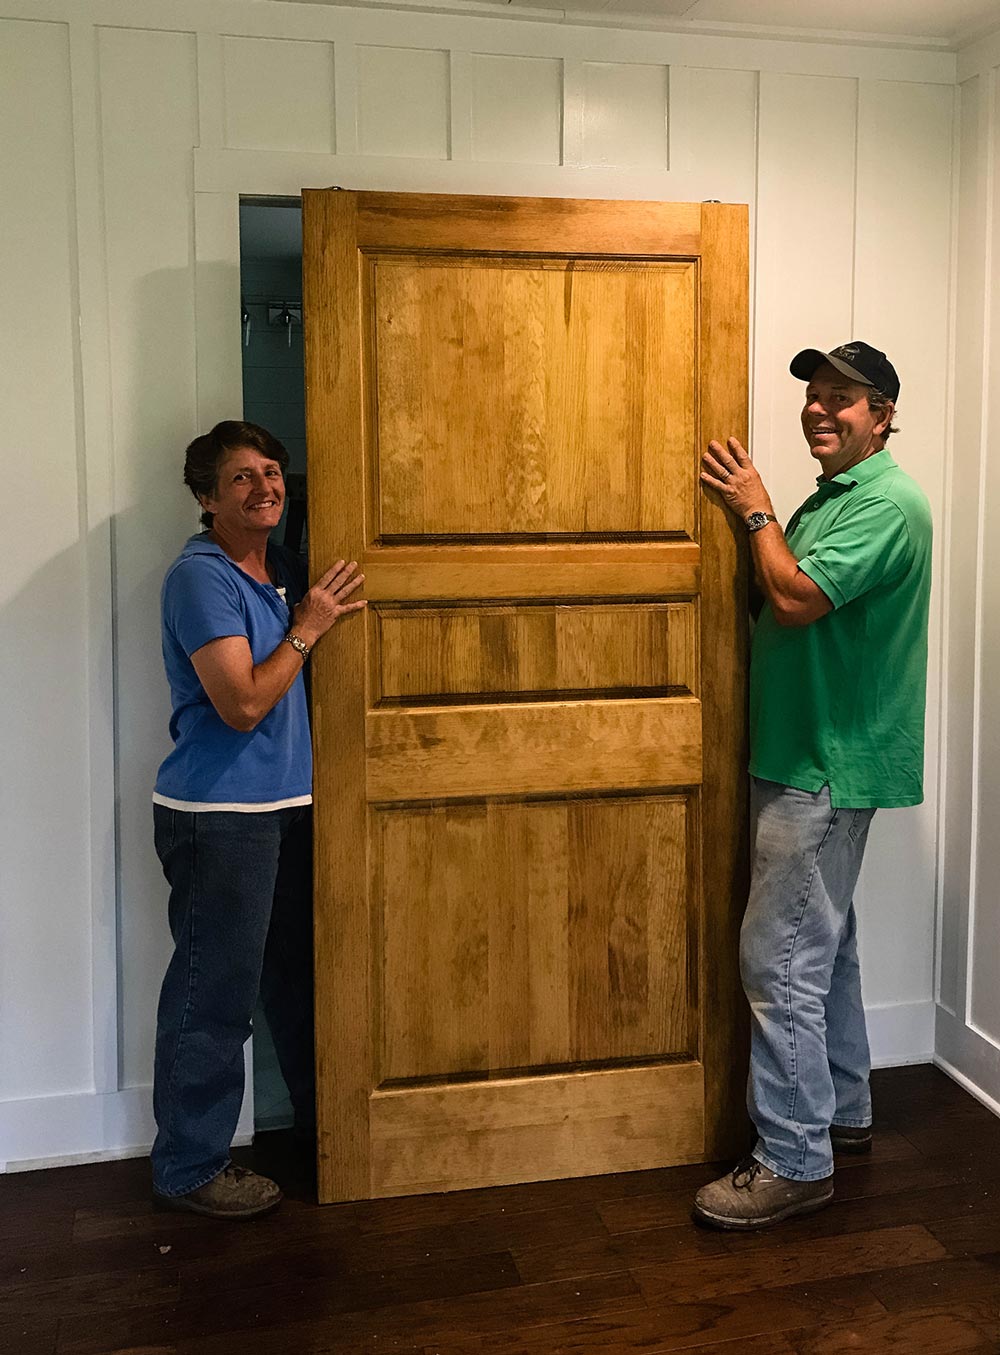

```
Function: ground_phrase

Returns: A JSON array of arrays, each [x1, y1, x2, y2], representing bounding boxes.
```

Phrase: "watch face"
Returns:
[[746, 512, 767, 530]]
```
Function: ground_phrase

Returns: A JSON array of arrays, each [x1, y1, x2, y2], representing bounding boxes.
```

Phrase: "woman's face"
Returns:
[[201, 446, 285, 537]]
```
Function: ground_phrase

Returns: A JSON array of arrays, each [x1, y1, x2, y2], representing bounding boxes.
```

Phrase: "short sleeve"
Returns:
[[163, 557, 248, 657], [797, 497, 912, 610]]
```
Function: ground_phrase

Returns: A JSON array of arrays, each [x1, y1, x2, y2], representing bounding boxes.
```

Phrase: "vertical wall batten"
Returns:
[[69, 16, 121, 1098]]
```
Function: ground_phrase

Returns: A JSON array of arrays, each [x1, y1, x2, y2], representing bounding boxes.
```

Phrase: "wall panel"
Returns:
[[940, 75, 989, 1022], [470, 55, 562, 165], [969, 65, 1000, 1045], [668, 65, 757, 199], [358, 45, 450, 159], [753, 72, 857, 518], [0, 17, 93, 1101], [852, 78, 954, 1011], [97, 26, 202, 1090], [223, 36, 335, 152], [581, 61, 669, 169]]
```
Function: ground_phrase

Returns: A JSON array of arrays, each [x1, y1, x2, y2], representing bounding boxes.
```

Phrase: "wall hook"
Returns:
[[268, 301, 302, 348]]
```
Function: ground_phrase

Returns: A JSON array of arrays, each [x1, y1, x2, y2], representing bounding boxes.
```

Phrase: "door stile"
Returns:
[[698, 202, 751, 1159], [304, 188, 373, 1201]]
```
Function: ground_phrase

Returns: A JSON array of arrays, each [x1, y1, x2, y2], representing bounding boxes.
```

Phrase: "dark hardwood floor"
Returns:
[[2, 1065, 1000, 1354]]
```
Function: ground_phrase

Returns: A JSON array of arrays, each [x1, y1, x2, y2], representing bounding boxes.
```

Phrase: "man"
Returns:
[[693, 342, 932, 1230]]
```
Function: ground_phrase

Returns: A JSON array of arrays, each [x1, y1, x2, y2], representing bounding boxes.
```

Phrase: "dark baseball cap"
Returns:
[[789, 341, 900, 403]]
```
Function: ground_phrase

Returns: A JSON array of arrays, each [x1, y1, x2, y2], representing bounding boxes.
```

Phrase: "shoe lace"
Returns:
[[732, 1157, 762, 1190], [221, 1164, 252, 1183]]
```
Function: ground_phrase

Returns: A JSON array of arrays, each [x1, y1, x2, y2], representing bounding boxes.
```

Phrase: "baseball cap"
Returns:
[[789, 341, 900, 403]]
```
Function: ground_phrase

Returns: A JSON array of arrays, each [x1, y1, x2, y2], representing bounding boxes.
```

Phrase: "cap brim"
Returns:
[[789, 347, 875, 387]]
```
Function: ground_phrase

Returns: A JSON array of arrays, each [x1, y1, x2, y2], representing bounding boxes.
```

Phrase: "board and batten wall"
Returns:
[[0, 0, 958, 1169], [936, 28, 1000, 1118]]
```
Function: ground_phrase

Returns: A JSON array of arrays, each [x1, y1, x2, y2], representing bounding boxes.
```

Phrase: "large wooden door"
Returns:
[[303, 191, 749, 1203]]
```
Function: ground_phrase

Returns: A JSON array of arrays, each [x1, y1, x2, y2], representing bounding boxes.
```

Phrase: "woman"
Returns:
[[150, 420, 364, 1219]]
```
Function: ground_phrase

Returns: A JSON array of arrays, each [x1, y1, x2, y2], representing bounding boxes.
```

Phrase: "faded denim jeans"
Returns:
[[151, 804, 315, 1197], [741, 778, 876, 1182]]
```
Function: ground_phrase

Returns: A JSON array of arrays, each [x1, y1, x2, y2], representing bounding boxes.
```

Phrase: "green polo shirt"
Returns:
[[749, 450, 932, 809]]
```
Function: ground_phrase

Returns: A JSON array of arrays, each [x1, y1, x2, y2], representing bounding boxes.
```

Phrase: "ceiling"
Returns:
[[261, 0, 1000, 47]]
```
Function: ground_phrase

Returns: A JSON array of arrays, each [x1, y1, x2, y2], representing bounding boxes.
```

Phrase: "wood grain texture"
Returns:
[[376, 601, 697, 703], [370, 255, 696, 538], [362, 551, 700, 601], [696, 201, 751, 1161], [303, 188, 372, 1202], [357, 191, 702, 255], [369, 1061, 705, 1195], [366, 697, 702, 799], [377, 796, 695, 1082]]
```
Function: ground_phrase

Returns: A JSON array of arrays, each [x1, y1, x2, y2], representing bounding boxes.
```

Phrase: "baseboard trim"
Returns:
[[0, 1002, 939, 1173], [0, 1052, 254, 1174], [866, 999, 935, 1067], [934, 1004, 1000, 1117]]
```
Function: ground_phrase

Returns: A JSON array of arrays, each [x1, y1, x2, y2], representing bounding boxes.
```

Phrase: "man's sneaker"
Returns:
[[830, 1123, 873, 1154], [692, 1157, 833, 1230], [153, 1164, 283, 1220]]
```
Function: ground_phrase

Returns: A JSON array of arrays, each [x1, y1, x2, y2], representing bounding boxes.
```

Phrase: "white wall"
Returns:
[[936, 30, 1000, 1116], [0, 0, 959, 1169]]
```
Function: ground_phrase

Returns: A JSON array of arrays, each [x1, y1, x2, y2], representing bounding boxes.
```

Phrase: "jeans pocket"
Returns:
[[153, 805, 177, 859], [848, 808, 873, 843]]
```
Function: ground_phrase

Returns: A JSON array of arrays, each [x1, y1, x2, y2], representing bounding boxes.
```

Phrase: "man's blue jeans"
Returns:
[[151, 804, 315, 1197], [741, 778, 876, 1182]]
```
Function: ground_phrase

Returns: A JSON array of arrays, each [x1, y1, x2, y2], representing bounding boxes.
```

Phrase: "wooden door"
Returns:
[[303, 190, 749, 1203]]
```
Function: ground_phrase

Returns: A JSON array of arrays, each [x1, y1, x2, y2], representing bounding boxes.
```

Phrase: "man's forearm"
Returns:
[[750, 522, 830, 627]]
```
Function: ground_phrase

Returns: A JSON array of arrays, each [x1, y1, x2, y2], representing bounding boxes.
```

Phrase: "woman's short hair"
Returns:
[[184, 421, 289, 528]]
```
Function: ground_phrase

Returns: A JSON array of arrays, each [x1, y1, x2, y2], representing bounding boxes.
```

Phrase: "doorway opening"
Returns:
[[239, 197, 307, 557], [239, 196, 306, 1132]]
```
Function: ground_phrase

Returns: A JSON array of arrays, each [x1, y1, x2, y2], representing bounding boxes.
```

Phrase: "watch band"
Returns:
[[284, 630, 311, 660], [745, 512, 778, 534]]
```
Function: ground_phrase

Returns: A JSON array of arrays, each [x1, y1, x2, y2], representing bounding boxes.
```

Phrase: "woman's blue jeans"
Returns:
[[741, 778, 876, 1182], [151, 804, 315, 1197]]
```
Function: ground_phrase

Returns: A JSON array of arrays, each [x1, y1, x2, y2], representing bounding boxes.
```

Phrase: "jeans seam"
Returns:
[[160, 816, 202, 1184], [783, 809, 840, 1172]]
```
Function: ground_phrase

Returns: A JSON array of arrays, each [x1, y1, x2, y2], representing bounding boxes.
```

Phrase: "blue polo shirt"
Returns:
[[153, 535, 312, 809]]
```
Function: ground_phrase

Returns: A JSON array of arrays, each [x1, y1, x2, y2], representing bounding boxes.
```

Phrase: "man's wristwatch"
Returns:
[[745, 512, 778, 533], [284, 631, 311, 660]]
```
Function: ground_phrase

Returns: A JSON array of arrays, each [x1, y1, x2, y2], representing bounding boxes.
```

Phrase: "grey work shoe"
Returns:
[[153, 1164, 283, 1220], [830, 1123, 872, 1154], [693, 1157, 833, 1231]]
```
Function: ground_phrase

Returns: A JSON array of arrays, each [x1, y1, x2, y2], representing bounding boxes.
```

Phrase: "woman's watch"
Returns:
[[284, 631, 311, 660], [745, 511, 778, 533]]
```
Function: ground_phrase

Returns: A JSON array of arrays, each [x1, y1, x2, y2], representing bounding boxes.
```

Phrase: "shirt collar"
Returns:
[[815, 448, 896, 492]]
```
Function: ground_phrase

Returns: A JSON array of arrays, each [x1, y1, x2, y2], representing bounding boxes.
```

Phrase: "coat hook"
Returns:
[[268, 302, 302, 349]]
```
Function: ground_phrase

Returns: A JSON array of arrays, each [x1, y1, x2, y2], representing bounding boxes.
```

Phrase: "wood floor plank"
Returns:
[[865, 1253, 1000, 1312], [164, 1272, 643, 1354], [786, 1299, 1000, 1354], [400, 1287, 872, 1353], [634, 1225, 948, 1305], [0, 1313, 59, 1355], [0, 1066, 997, 1355], [926, 1209, 1000, 1258]]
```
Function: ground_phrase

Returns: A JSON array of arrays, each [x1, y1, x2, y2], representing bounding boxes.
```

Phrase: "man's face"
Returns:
[[800, 362, 890, 478]]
